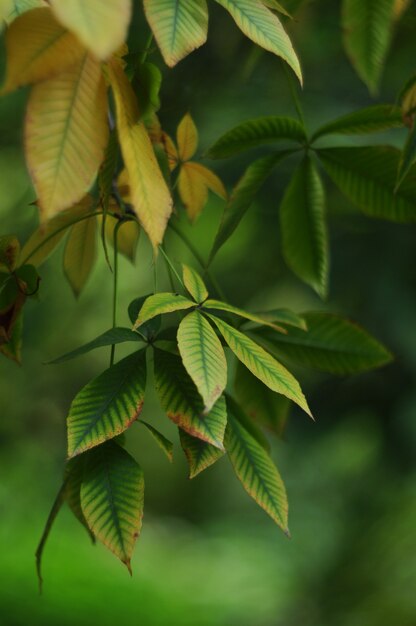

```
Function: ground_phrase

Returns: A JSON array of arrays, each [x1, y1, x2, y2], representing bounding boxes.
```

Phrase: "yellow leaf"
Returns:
[[178, 162, 227, 221], [107, 58, 172, 250], [50, 0, 132, 60], [2, 7, 85, 93], [104, 214, 140, 263], [177, 113, 198, 161], [25, 53, 109, 220], [63, 214, 97, 297], [1, 0, 46, 25], [178, 162, 208, 222], [161, 132, 179, 171]]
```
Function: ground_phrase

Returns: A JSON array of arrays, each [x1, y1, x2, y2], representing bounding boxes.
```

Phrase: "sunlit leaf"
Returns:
[[215, 0, 301, 82], [25, 53, 108, 219], [153, 348, 227, 449], [81, 441, 144, 572], [208, 314, 312, 417], [255, 312, 393, 374], [280, 155, 329, 298], [342, 0, 395, 94], [208, 117, 306, 158], [144, 0, 209, 67], [67, 349, 147, 457], [133, 292, 195, 329], [177, 310, 227, 412], [140, 421, 173, 462], [63, 215, 97, 297], [48, 327, 142, 365], [317, 146, 416, 222], [177, 113, 198, 161], [2, 7, 85, 93], [312, 104, 403, 141], [203, 299, 287, 333], [225, 408, 289, 532], [50, 0, 132, 60], [179, 429, 225, 478], [107, 58, 172, 250], [182, 263, 208, 303]]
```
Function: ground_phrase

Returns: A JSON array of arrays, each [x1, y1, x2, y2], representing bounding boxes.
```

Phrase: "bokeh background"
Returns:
[[1, 1, 416, 624]]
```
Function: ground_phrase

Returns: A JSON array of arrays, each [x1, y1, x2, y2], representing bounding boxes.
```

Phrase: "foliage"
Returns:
[[0, 0, 413, 584]]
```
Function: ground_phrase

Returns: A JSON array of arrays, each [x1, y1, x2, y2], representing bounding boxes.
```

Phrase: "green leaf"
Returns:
[[226, 393, 271, 451], [254, 312, 393, 374], [280, 155, 329, 298], [243, 308, 307, 331], [132, 292, 195, 329], [81, 441, 144, 572], [209, 152, 292, 262], [177, 311, 227, 413], [0, 312, 23, 364], [64, 457, 95, 542], [214, 0, 301, 82], [128, 295, 161, 339], [63, 215, 97, 297], [67, 350, 147, 458], [203, 299, 287, 333], [179, 429, 225, 478], [0, 235, 20, 271], [135, 62, 162, 120], [225, 411, 288, 532], [48, 328, 143, 365], [144, 0, 209, 67], [153, 348, 227, 449], [208, 117, 306, 158], [98, 130, 118, 212], [182, 263, 208, 303], [396, 122, 416, 190], [342, 0, 395, 94], [312, 104, 404, 141], [317, 146, 416, 222], [140, 421, 173, 462], [208, 314, 312, 417], [261, 0, 292, 18], [234, 362, 290, 437]]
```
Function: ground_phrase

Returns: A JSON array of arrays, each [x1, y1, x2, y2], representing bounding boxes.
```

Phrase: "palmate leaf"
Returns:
[[25, 53, 108, 219], [107, 58, 172, 250], [178, 162, 227, 222], [133, 292, 195, 329], [317, 146, 416, 222], [67, 349, 147, 458], [153, 348, 227, 449], [19, 196, 94, 267], [234, 362, 290, 437], [140, 421, 173, 462], [342, 0, 395, 94], [63, 215, 97, 297], [177, 310, 227, 413], [48, 327, 143, 364], [203, 299, 287, 333], [177, 113, 198, 161], [255, 312, 393, 375], [182, 264, 209, 303], [208, 117, 306, 158], [280, 155, 329, 298], [208, 314, 312, 417], [144, 0, 209, 67], [1, 7, 85, 93], [214, 0, 301, 82], [209, 151, 292, 262], [179, 429, 225, 478], [50, 0, 132, 60], [225, 410, 288, 533], [81, 441, 144, 572], [312, 104, 404, 141]]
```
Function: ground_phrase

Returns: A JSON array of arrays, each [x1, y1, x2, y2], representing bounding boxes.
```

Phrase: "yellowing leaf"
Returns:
[[25, 54, 108, 220], [177, 113, 198, 161], [50, 0, 132, 60], [107, 59, 172, 250], [63, 214, 97, 297], [182, 264, 209, 303], [144, 0, 209, 67], [2, 0, 47, 25], [2, 7, 85, 93], [104, 215, 140, 263], [189, 163, 227, 199], [133, 292, 195, 329], [178, 163, 208, 222], [162, 132, 179, 171]]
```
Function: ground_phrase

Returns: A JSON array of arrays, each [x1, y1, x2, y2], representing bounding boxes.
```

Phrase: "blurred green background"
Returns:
[[1, 1, 416, 625]]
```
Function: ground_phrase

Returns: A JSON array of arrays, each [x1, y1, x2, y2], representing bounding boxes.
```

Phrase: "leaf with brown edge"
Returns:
[[80, 441, 144, 573], [153, 348, 227, 449], [179, 429, 225, 478], [25, 53, 108, 220], [67, 349, 147, 458], [2, 7, 85, 93], [107, 58, 172, 250]]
